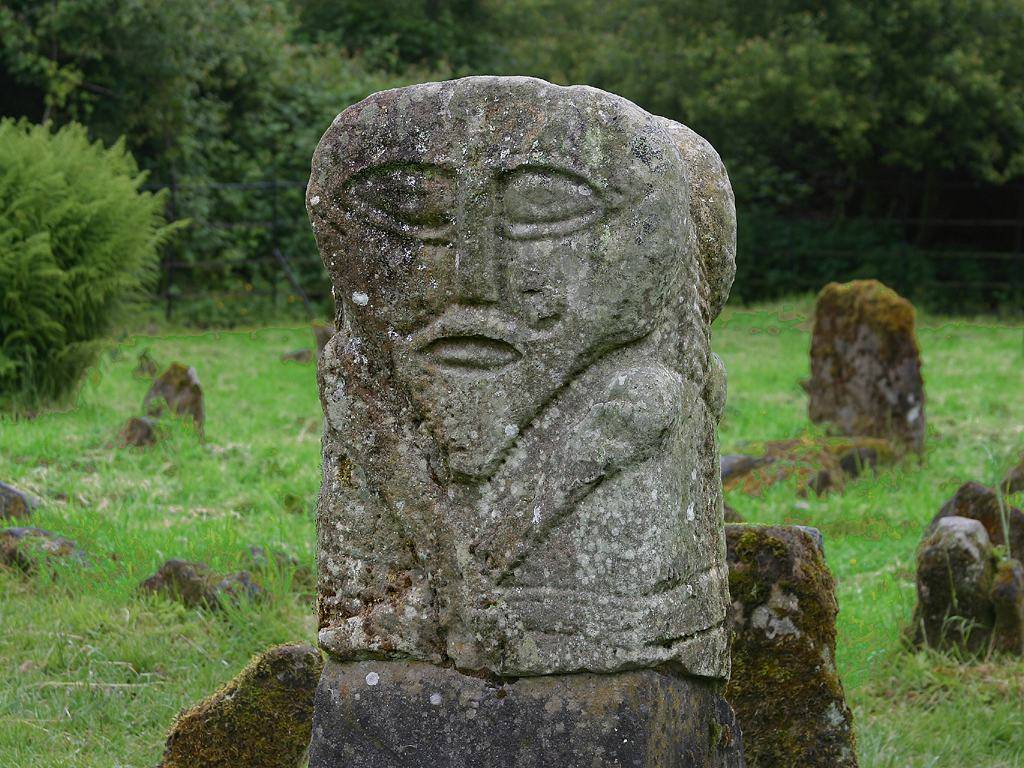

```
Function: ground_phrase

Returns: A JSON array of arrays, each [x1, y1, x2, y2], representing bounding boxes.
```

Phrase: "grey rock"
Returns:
[[307, 75, 736, 679], [309, 660, 744, 768], [927, 481, 1024, 562], [725, 524, 857, 768], [806, 280, 925, 452], [0, 482, 33, 521], [720, 454, 771, 483], [910, 516, 996, 654]]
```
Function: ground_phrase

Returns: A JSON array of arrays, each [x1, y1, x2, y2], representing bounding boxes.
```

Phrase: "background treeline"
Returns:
[[3, 0, 1024, 321]]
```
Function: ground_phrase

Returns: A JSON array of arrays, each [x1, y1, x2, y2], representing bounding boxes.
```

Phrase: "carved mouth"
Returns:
[[420, 335, 522, 371]]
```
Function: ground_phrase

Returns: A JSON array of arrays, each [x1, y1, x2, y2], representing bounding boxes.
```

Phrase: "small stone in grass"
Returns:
[[140, 559, 263, 610], [144, 363, 205, 436], [159, 643, 323, 768], [118, 416, 157, 448], [1, 527, 87, 574], [281, 349, 313, 364], [0, 482, 33, 521]]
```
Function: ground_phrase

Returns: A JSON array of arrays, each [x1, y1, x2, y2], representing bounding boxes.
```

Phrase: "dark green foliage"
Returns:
[[0, 119, 169, 410]]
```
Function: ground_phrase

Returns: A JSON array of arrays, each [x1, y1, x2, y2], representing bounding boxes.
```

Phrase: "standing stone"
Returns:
[[725, 525, 858, 768], [0, 482, 33, 521], [159, 643, 323, 768], [306, 75, 740, 766], [144, 363, 205, 435], [805, 280, 925, 452]]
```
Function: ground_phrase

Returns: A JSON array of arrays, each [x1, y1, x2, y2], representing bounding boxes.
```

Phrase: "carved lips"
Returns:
[[420, 335, 522, 371]]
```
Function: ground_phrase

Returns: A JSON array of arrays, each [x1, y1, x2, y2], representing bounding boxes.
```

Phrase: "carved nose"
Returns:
[[453, 196, 500, 305]]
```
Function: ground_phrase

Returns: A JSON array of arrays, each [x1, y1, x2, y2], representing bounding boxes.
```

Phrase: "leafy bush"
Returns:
[[0, 119, 171, 410]]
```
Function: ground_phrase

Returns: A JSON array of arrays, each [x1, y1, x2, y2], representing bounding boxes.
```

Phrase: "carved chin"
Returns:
[[432, 401, 519, 482]]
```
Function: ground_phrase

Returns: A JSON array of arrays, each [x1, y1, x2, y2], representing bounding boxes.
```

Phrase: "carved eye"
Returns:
[[344, 163, 455, 243], [499, 168, 605, 240]]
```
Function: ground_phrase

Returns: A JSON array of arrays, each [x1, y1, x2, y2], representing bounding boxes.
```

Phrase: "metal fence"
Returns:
[[149, 178, 1024, 320]]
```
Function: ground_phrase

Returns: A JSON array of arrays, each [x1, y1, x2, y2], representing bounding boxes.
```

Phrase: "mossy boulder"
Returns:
[[144, 363, 205, 436], [908, 515, 1024, 656], [1, 526, 86, 574], [928, 482, 1024, 562], [140, 559, 263, 610], [160, 643, 323, 768], [0, 481, 33, 521], [722, 435, 896, 496], [805, 280, 924, 452], [725, 524, 857, 767]]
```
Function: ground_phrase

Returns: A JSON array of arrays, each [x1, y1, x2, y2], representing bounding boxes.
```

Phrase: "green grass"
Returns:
[[1, 300, 1023, 766]]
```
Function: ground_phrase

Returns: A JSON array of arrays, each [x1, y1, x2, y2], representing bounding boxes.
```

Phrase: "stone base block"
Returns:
[[308, 660, 743, 768]]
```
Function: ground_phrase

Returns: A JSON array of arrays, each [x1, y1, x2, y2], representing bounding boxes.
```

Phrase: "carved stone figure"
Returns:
[[306, 76, 739, 766]]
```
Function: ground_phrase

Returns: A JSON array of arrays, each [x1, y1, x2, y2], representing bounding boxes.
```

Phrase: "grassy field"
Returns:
[[1, 298, 1022, 767]]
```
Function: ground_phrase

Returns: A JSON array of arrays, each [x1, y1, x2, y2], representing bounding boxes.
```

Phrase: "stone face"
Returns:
[[159, 643, 323, 768], [1, 527, 86, 574], [928, 482, 1024, 563], [144, 363, 205, 435], [118, 416, 157, 447], [805, 280, 925, 452], [0, 482, 33, 521], [307, 75, 736, 679], [725, 524, 858, 768], [310, 660, 744, 768], [140, 559, 263, 610]]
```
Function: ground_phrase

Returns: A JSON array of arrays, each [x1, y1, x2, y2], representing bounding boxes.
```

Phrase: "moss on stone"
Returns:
[[725, 524, 858, 767], [159, 643, 323, 768]]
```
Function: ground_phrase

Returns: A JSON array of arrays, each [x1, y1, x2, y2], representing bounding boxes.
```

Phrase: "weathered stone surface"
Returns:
[[312, 322, 334, 356], [1002, 455, 1024, 496], [140, 559, 263, 610], [1, 527, 86, 574], [805, 280, 925, 452], [0, 481, 33, 521], [310, 660, 743, 768], [118, 416, 157, 447], [159, 643, 323, 768], [722, 436, 895, 497], [307, 74, 736, 679], [928, 482, 1024, 562], [909, 516, 997, 653], [144, 363, 205, 435], [725, 524, 857, 768], [281, 348, 314, 364]]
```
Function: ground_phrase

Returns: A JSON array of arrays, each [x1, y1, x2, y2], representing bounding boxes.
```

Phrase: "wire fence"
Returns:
[[148, 178, 1024, 321]]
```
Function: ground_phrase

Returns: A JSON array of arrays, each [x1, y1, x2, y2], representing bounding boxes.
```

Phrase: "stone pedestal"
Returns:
[[310, 661, 743, 768]]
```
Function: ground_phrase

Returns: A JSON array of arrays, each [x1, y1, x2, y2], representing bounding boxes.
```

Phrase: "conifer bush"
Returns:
[[0, 119, 170, 411]]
